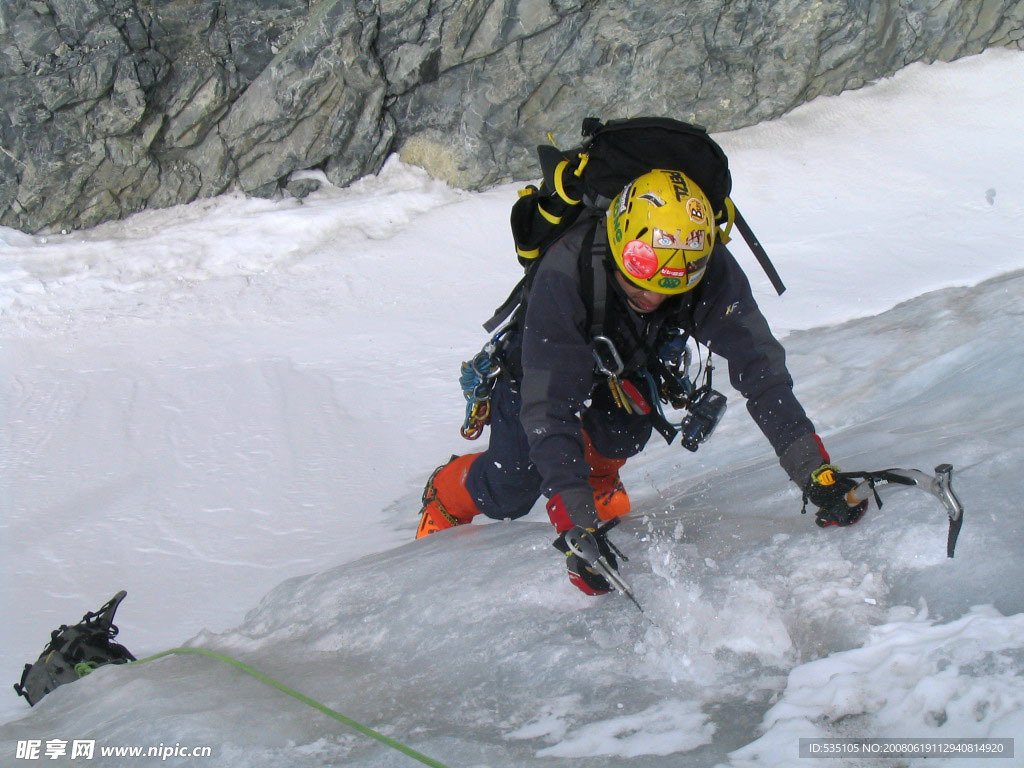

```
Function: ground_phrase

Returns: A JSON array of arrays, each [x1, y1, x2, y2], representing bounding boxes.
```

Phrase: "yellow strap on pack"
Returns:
[[553, 159, 582, 205], [538, 203, 561, 225], [717, 197, 736, 245], [574, 153, 590, 177]]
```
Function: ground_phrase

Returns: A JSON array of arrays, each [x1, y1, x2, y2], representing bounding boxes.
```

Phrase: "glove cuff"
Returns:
[[546, 488, 598, 533], [780, 432, 831, 488]]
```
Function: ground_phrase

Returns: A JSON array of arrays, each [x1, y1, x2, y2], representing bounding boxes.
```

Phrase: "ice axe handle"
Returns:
[[934, 464, 964, 558], [845, 465, 964, 558], [563, 526, 644, 612], [933, 464, 963, 523]]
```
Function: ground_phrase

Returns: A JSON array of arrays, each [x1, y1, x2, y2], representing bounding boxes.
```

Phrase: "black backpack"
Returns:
[[512, 117, 733, 259], [470, 118, 786, 443], [14, 591, 136, 706], [497, 117, 784, 325]]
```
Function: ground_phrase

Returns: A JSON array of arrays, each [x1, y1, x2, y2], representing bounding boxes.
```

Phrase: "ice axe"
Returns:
[[842, 464, 965, 558], [563, 520, 645, 613]]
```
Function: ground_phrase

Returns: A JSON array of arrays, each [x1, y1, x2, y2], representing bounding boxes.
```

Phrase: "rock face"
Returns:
[[2, 0, 1022, 233]]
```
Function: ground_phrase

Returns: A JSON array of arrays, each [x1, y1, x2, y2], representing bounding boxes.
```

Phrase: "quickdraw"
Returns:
[[459, 330, 508, 440], [592, 335, 631, 412]]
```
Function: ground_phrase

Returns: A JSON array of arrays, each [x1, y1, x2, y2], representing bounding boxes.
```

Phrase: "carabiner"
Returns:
[[592, 335, 624, 378]]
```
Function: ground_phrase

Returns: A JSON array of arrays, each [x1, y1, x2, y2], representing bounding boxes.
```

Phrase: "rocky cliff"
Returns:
[[2, 0, 1021, 233]]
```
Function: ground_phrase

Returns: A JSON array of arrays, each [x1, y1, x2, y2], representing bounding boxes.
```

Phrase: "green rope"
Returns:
[[133, 647, 450, 768]]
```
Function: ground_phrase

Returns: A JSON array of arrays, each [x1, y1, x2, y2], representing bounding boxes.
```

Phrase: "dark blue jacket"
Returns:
[[515, 211, 824, 525]]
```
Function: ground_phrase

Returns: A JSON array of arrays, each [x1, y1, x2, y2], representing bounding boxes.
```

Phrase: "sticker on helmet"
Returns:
[[638, 192, 667, 207], [616, 186, 631, 216], [658, 277, 682, 289], [667, 171, 689, 201], [652, 228, 686, 249], [686, 198, 707, 224], [687, 266, 707, 285], [622, 239, 658, 280], [686, 253, 711, 275], [683, 229, 705, 250], [660, 267, 686, 278], [609, 203, 626, 243]]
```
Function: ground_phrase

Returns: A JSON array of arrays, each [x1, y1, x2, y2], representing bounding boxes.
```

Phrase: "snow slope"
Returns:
[[2, 48, 1023, 766]]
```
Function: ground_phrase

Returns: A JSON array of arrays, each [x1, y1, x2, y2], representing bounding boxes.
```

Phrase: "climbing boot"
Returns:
[[416, 453, 483, 539], [582, 431, 631, 521]]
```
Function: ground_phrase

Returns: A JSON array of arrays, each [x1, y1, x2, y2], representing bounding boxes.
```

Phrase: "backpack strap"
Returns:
[[732, 204, 786, 295], [483, 275, 526, 333], [582, 223, 608, 341], [487, 203, 606, 337]]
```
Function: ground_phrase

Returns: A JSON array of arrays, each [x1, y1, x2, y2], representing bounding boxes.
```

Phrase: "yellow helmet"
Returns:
[[606, 169, 717, 295]]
